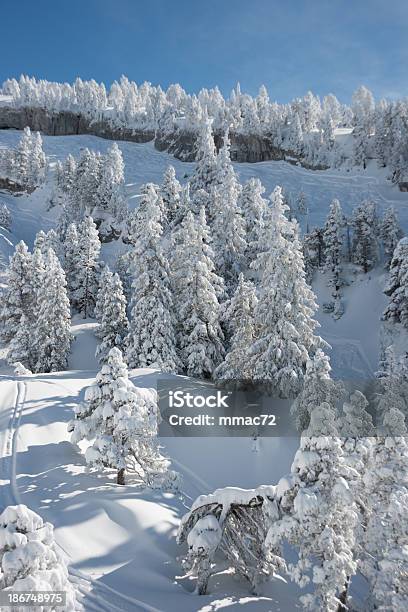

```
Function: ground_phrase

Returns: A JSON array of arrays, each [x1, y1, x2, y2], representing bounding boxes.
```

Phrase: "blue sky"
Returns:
[[1, 0, 407, 102]]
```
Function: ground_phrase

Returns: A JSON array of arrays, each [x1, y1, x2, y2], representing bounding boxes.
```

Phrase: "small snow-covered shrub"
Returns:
[[13, 361, 32, 376], [0, 504, 77, 611]]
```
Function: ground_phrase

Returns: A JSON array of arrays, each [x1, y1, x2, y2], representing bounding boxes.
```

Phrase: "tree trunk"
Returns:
[[337, 575, 350, 611], [117, 468, 125, 485]]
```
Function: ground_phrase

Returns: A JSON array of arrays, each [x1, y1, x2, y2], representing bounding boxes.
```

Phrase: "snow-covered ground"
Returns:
[[1, 130, 407, 610]]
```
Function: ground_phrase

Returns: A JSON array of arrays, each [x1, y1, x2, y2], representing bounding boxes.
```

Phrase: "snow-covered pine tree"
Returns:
[[34, 249, 72, 373], [14, 127, 32, 187], [211, 130, 246, 290], [71, 216, 101, 318], [63, 222, 79, 302], [126, 185, 179, 372], [323, 199, 345, 295], [69, 347, 172, 486], [286, 111, 304, 154], [96, 142, 127, 238], [0, 241, 32, 343], [383, 237, 408, 327], [43, 228, 61, 259], [238, 177, 268, 267], [95, 268, 129, 363], [28, 131, 46, 187], [189, 110, 218, 195], [351, 200, 379, 272], [380, 205, 403, 267], [0, 504, 77, 609], [0, 202, 11, 230], [214, 273, 258, 381], [160, 165, 182, 227], [362, 407, 408, 610], [248, 186, 324, 397], [302, 227, 324, 282], [7, 314, 33, 372], [33, 229, 46, 252], [266, 402, 358, 611], [171, 208, 225, 378], [290, 348, 343, 432]]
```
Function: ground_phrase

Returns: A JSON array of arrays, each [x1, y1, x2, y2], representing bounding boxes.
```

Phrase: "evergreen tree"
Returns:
[[352, 201, 379, 272], [63, 222, 79, 301], [71, 216, 101, 317], [323, 199, 345, 294], [380, 205, 403, 266], [171, 208, 225, 378], [15, 127, 32, 187], [248, 187, 324, 397], [0, 202, 11, 230], [238, 177, 268, 266], [0, 504, 77, 609], [28, 131, 46, 186], [211, 131, 246, 290], [290, 348, 343, 431], [7, 314, 33, 371], [34, 249, 72, 373], [383, 237, 408, 327], [362, 408, 408, 610], [0, 241, 32, 343], [303, 227, 324, 282], [214, 274, 257, 381], [69, 347, 171, 486], [126, 186, 180, 372], [267, 403, 358, 611], [189, 110, 217, 195], [95, 268, 129, 363], [160, 165, 181, 227]]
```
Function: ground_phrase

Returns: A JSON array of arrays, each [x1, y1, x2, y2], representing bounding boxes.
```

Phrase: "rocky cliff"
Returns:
[[0, 105, 326, 168]]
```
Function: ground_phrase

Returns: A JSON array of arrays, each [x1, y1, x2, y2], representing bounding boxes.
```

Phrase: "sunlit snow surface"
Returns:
[[1, 130, 407, 610]]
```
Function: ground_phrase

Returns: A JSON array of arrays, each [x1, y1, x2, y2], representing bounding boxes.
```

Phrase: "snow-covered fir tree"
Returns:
[[267, 403, 358, 611], [189, 110, 218, 196], [290, 348, 343, 432], [171, 208, 225, 378], [323, 199, 345, 295], [7, 314, 33, 372], [62, 222, 79, 301], [126, 185, 180, 372], [362, 407, 408, 610], [380, 205, 403, 266], [214, 273, 258, 381], [0, 202, 11, 229], [71, 216, 101, 317], [0, 241, 32, 343], [96, 142, 127, 238], [303, 227, 324, 282], [160, 165, 182, 227], [248, 186, 324, 396], [34, 249, 72, 373], [95, 267, 129, 364], [69, 347, 172, 486], [211, 130, 246, 290], [352, 200, 379, 272], [7, 246, 45, 371], [0, 504, 77, 609], [238, 177, 268, 267], [383, 237, 408, 327]]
